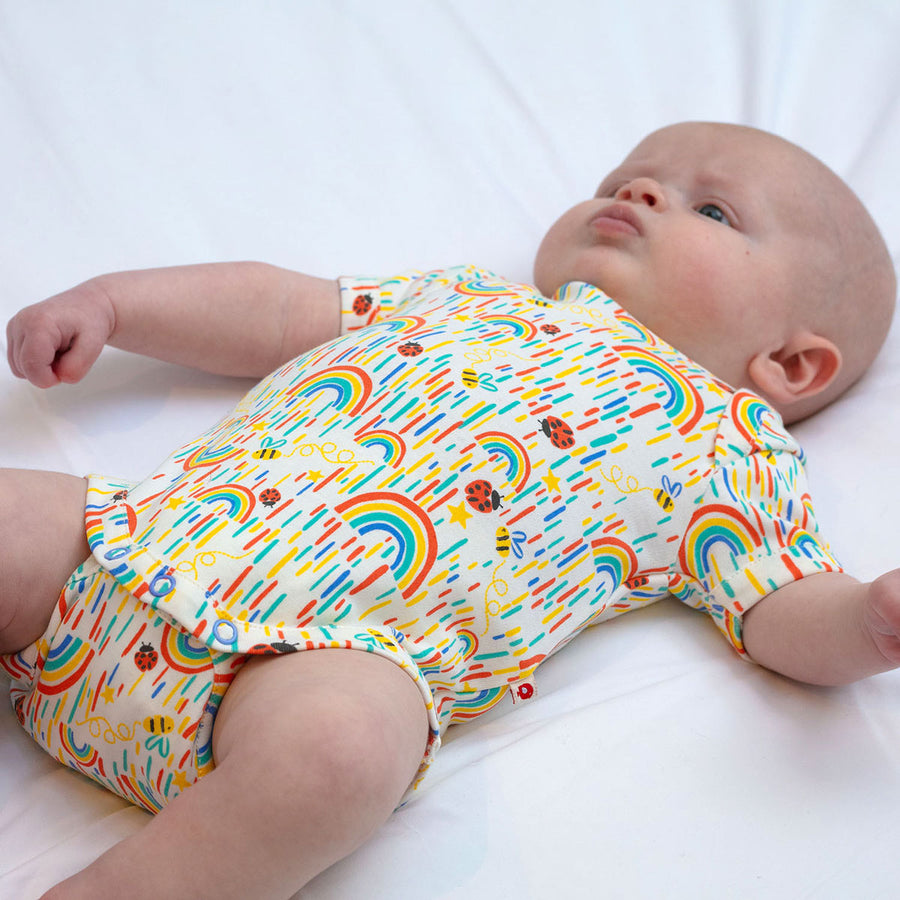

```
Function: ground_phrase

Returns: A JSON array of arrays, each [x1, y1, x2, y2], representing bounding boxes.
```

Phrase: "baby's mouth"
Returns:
[[590, 204, 643, 236]]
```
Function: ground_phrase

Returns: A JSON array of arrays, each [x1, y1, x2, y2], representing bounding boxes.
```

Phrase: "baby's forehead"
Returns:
[[615, 123, 807, 183]]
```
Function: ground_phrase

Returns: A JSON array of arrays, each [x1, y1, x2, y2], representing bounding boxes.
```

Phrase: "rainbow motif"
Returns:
[[785, 527, 823, 559], [722, 608, 744, 652], [731, 390, 787, 447], [615, 345, 702, 434], [590, 536, 639, 594], [180, 443, 244, 471], [58, 723, 99, 768], [456, 278, 528, 297], [160, 624, 213, 674], [478, 314, 538, 340], [191, 483, 256, 522], [679, 504, 761, 579], [356, 429, 407, 465], [441, 628, 480, 670], [613, 310, 660, 346], [287, 365, 373, 415], [475, 430, 531, 491], [446, 685, 507, 723], [36, 634, 95, 696], [378, 315, 427, 333], [335, 492, 437, 598]]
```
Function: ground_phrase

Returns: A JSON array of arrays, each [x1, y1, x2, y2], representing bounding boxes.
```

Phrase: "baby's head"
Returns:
[[534, 122, 896, 422]]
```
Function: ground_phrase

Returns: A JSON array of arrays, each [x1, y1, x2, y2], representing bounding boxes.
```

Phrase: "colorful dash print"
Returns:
[[3, 266, 841, 812]]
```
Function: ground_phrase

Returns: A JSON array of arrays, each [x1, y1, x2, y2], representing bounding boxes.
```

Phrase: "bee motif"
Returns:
[[253, 437, 287, 460], [397, 341, 423, 357], [654, 475, 682, 512], [539, 416, 575, 449], [465, 479, 502, 513], [133, 642, 158, 672], [461, 368, 480, 389], [352, 293, 373, 315], [259, 488, 281, 507], [496, 526, 511, 557], [142, 715, 174, 735]]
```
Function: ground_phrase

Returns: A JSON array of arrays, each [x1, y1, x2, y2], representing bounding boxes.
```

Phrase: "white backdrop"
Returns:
[[2, 2, 900, 897]]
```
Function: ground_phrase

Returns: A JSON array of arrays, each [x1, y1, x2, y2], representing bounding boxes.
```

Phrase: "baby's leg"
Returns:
[[0, 468, 89, 654], [43, 648, 429, 899]]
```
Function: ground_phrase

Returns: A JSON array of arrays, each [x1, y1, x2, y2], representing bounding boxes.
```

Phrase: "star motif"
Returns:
[[166, 496, 184, 511], [447, 501, 473, 528], [101, 685, 116, 704], [249, 422, 267, 432], [171, 769, 192, 791], [308, 470, 323, 481], [542, 468, 561, 492]]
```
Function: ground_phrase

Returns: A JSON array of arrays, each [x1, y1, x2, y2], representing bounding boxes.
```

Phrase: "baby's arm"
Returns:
[[741, 569, 900, 685], [6, 262, 340, 387]]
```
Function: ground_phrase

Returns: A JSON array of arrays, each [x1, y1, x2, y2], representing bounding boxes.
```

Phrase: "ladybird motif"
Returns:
[[134, 642, 158, 672], [397, 341, 423, 357], [248, 641, 299, 655], [113, 490, 128, 501], [465, 479, 502, 513], [539, 416, 575, 449], [540, 324, 560, 335], [352, 293, 373, 315], [625, 575, 650, 589], [259, 488, 281, 507]]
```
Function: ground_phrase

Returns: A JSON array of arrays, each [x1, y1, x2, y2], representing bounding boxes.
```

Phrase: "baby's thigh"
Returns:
[[213, 649, 430, 795], [0, 468, 90, 653]]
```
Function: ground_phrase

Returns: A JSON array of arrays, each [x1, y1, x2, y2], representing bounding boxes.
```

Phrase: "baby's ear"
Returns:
[[747, 332, 842, 404]]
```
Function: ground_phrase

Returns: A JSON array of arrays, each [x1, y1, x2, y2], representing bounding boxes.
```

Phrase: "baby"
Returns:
[[3, 121, 898, 899]]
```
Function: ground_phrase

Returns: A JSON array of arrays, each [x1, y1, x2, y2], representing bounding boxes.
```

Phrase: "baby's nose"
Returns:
[[615, 177, 667, 210]]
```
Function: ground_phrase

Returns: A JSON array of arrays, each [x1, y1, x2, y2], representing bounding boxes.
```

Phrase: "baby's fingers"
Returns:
[[7, 318, 67, 387], [52, 331, 105, 384]]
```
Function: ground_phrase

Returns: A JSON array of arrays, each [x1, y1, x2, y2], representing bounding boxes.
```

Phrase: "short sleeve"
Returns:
[[338, 265, 496, 334], [671, 391, 842, 655]]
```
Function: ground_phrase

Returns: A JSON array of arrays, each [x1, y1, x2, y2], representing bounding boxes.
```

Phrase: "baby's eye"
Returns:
[[696, 203, 731, 227]]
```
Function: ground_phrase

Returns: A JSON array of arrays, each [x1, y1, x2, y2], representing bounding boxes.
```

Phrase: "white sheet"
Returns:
[[2, 1, 899, 897]]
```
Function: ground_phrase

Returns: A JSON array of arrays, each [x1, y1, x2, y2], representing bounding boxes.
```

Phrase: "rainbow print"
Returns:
[[478, 314, 538, 340], [785, 527, 825, 559], [180, 443, 244, 472], [441, 628, 480, 670], [615, 345, 702, 434], [356, 429, 407, 465], [334, 492, 438, 598], [731, 390, 787, 447], [58, 723, 100, 768], [455, 278, 528, 297], [160, 624, 213, 674], [679, 504, 762, 579], [287, 365, 373, 415], [475, 430, 531, 491], [445, 685, 507, 723], [36, 634, 95, 696], [378, 315, 427, 333], [191, 483, 256, 522], [590, 536, 639, 593]]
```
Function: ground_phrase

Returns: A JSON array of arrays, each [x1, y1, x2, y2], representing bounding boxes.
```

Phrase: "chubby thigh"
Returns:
[[4, 559, 432, 813]]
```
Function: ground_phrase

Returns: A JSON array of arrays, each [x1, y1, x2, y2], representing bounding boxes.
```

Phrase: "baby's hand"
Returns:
[[6, 280, 115, 387]]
